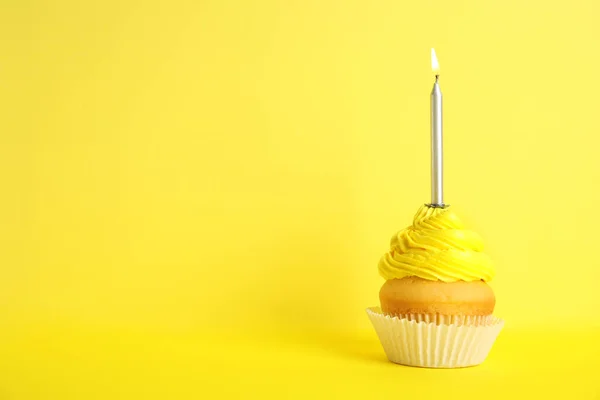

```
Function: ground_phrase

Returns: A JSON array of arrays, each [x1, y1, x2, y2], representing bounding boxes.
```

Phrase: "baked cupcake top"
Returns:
[[378, 205, 495, 282]]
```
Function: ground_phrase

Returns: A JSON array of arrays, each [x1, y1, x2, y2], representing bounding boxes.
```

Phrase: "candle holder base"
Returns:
[[425, 203, 450, 209]]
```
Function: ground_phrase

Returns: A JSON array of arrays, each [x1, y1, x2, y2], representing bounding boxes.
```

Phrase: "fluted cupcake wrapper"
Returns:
[[366, 307, 504, 368], [392, 313, 495, 327]]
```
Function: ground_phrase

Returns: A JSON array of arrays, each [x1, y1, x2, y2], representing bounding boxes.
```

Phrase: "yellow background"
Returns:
[[2, 0, 600, 398]]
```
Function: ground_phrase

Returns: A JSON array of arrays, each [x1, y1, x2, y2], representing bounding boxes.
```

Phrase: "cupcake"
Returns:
[[367, 204, 503, 368]]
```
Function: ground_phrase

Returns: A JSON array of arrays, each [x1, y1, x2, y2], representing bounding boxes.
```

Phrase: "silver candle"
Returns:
[[430, 48, 444, 207]]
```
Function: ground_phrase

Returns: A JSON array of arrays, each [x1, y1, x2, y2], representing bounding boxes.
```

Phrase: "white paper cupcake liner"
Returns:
[[366, 307, 504, 368], [393, 313, 495, 326]]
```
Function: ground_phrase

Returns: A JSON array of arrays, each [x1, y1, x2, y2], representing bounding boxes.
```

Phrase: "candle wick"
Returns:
[[435, 74, 439, 82]]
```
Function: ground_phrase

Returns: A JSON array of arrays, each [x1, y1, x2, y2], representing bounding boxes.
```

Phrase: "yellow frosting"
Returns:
[[378, 205, 495, 282]]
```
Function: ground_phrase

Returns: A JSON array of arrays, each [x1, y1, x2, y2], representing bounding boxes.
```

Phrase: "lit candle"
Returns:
[[430, 48, 444, 207]]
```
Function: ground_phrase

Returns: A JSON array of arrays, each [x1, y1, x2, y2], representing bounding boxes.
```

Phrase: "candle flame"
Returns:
[[431, 48, 440, 73]]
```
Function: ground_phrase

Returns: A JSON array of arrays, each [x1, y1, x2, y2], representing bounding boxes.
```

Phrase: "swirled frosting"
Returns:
[[378, 205, 495, 282]]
